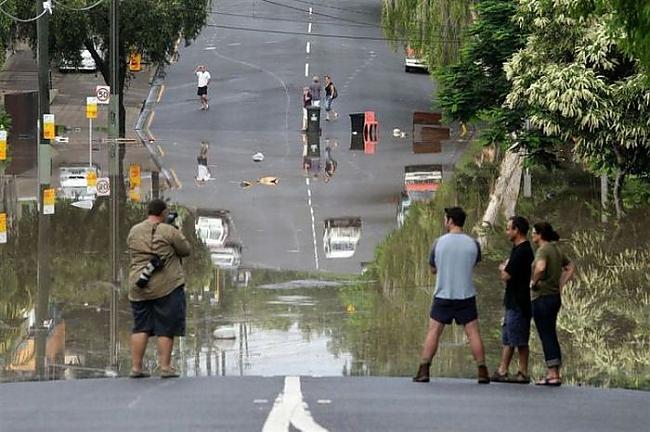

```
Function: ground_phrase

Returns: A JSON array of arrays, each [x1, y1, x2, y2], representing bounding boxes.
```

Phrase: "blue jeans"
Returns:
[[532, 294, 562, 367], [325, 96, 333, 111]]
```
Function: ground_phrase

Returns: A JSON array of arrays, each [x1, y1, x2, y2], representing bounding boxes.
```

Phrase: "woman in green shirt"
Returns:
[[530, 222, 575, 386]]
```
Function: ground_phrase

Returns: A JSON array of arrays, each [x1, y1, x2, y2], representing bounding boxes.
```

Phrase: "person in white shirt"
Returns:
[[195, 65, 211, 110]]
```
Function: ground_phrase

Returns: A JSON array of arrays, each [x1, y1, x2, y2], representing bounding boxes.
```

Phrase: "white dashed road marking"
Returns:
[[305, 63, 309, 77], [308, 22, 312, 33], [306, 42, 310, 54]]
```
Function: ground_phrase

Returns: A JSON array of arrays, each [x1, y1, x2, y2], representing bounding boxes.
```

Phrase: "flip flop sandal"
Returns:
[[490, 371, 510, 383], [535, 378, 561, 386], [160, 369, 180, 379], [129, 370, 151, 379], [513, 372, 531, 384]]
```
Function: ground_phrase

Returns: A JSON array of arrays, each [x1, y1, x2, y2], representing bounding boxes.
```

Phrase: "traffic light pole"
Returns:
[[108, 0, 121, 370], [35, 0, 52, 380]]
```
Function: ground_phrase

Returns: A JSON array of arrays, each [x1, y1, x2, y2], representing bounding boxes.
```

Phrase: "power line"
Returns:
[[210, 10, 378, 29], [260, 0, 376, 27], [280, 0, 378, 17], [0, 0, 49, 23], [205, 23, 460, 43], [52, 0, 106, 12]]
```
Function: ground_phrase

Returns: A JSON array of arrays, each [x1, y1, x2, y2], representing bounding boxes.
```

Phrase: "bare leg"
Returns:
[[420, 318, 445, 362], [517, 346, 529, 375], [498, 346, 514, 375], [130, 332, 149, 372], [463, 319, 486, 365], [158, 336, 174, 370]]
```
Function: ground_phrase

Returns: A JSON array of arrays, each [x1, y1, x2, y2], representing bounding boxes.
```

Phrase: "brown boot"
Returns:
[[412, 362, 431, 383], [478, 365, 490, 384]]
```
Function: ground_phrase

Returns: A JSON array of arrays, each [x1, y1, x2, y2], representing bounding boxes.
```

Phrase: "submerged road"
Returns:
[[151, 0, 464, 273], [1, 376, 648, 431]]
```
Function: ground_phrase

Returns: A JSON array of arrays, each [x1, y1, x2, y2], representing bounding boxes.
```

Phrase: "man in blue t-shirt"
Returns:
[[413, 207, 490, 384]]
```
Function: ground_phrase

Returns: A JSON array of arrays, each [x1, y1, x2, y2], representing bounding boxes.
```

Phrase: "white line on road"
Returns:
[[308, 22, 312, 33], [262, 376, 328, 432], [309, 7, 313, 15], [305, 63, 309, 77], [306, 42, 310, 54], [305, 178, 319, 270], [204, 46, 216, 50], [227, 42, 241, 46]]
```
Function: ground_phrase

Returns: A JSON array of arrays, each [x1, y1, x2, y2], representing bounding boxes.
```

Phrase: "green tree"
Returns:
[[504, 0, 650, 218], [382, 0, 476, 71], [12, 0, 211, 137], [610, 0, 650, 72]]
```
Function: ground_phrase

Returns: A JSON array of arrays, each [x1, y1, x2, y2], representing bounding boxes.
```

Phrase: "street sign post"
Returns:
[[96, 85, 111, 105], [86, 97, 98, 166], [96, 177, 110, 197]]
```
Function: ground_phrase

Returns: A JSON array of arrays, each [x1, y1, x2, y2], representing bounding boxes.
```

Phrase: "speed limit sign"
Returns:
[[96, 177, 110, 196], [96, 85, 111, 105]]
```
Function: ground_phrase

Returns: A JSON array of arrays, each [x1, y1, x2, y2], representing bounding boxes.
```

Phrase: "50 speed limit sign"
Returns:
[[96, 177, 110, 196], [96, 85, 111, 105]]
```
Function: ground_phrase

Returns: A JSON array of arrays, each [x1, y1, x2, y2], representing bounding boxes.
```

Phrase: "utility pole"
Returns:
[[35, 0, 52, 380], [108, 0, 121, 370]]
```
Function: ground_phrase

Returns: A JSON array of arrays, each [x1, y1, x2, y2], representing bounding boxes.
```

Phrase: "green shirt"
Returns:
[[532, 242, 570, 300]]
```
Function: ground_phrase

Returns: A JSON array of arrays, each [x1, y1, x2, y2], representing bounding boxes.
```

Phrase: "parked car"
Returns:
[[404, 47, 428, 73], [58, 49, 97, 72], [58, 164, 100, 201], [195, 211, 230, 249], [323, 218, 362, 259], [397, 165, 443, 227]]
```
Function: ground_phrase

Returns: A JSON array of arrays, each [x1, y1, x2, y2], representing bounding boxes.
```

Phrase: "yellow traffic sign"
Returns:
[[129, 164, 141, 187], [0, 130, 6, 161], [43, 188, 56, 215], [129, 186, 141, 203], [86, 97, 98, 119], [129, 52, 142, 72], [0, 212, 6, 244], [87, 170, 97, 187], [43, 114, 55, 140]]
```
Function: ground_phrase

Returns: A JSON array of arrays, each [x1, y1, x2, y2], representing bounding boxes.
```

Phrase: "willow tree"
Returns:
[[505, 0, 650, 218], [382, 0, 476, 71]]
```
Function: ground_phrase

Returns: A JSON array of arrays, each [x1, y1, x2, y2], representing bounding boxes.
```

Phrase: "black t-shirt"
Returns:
[[504, 240, 534, 316]]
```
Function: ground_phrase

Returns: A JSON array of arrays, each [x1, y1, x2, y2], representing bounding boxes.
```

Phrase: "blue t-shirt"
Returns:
[[428, 233, 481, 300]]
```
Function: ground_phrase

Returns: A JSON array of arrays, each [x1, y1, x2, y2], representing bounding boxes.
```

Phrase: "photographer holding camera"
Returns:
[[127, 199, 191, 378]]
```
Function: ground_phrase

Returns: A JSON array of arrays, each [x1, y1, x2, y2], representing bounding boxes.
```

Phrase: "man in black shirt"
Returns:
[[493, 216, 535, 383]]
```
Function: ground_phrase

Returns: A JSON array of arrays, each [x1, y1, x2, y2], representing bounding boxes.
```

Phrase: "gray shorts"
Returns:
[[502, 307, 531, 347]]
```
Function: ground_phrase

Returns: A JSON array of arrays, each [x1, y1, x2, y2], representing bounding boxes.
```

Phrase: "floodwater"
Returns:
[[0, 167, 648, 391]]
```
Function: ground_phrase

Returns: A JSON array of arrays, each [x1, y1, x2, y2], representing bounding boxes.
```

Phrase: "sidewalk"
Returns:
[[0, 45, 158, 191]]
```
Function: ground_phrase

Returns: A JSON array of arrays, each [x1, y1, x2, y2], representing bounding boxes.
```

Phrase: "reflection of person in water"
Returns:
[[196, 141, 211, 183], [323, 142, 338, 183]]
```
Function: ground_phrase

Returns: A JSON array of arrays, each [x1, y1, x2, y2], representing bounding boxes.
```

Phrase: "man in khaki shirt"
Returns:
[[127, 199, 191, 378]]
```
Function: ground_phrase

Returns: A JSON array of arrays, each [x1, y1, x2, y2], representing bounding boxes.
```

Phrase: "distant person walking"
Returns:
[[302, 87, 312, 131], [309, 76, 322, 108], [323, 75, 338, 121], [530, 222, 575, 386], [492, 216, 535, 384], [127, 199, 191, 379], [413, 207, 490, 384], [195, 65, 211, 110], [196, 141, 211, 182]]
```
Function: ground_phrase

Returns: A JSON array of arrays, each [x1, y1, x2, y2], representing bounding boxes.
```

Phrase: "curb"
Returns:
[[134, 64, 180, 190]]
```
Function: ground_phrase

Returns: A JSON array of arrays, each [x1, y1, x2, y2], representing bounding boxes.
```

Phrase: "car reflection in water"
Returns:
[[323, 218, 362, 259], [57, 164, 101, 205], [397, 164, 443, 227], [193, 209, 242, 270]]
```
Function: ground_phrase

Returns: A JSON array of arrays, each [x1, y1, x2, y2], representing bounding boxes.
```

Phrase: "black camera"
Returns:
[[136, 255, 164, 288], [165, 211, 178, 227]]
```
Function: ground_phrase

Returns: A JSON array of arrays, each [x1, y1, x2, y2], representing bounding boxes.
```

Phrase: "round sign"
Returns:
[[96, 178, 110, 196], [96, 86, 111, 104]]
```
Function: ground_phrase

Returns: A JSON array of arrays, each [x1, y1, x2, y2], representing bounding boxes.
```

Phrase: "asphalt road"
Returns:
[[152, 0, 464, 273], [1, 376, 648, 431]]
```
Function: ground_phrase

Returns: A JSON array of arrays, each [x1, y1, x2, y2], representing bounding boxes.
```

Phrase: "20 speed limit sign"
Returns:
[[96, 85, 111, 105], [96, 177, 110, 196]]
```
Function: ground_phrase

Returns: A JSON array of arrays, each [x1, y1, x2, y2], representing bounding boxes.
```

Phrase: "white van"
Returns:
[[323, 218, 362, 259]]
